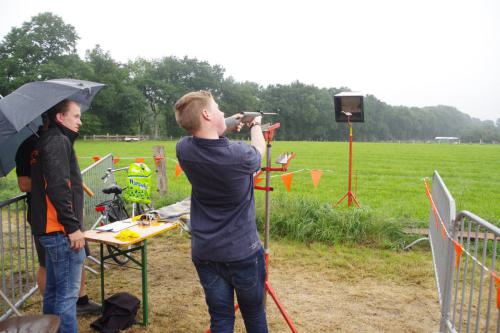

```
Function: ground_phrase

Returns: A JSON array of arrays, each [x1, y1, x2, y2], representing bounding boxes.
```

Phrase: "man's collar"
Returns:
[[52, 123, 79, 143], [192, 135, 229, 146]]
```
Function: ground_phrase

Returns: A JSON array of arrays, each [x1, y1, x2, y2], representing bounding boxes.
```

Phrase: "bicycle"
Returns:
[[93, 164, 152, 265]]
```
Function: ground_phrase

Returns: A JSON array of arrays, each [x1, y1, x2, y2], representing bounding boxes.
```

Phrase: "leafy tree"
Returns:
[[0, 12, 79, 94], [79, 112, 104, 136], [129, 58, 170, 139], [85, 46, 145, 134], [219, 78, 261, 115], [130, 56, 226, 139], [160, 56, 226, 138]]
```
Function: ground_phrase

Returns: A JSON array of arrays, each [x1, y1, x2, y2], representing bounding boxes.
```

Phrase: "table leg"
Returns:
[[100, 243, 104, 311], [142, 240, 148, 326]]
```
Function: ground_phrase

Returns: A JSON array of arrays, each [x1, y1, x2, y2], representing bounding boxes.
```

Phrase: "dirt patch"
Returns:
[[22, 232, 440, 332]]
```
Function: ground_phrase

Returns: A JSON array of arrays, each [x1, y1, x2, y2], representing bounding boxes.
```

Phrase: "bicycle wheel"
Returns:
[[106, 198, 132, 265], [108, 199, 129, 221]]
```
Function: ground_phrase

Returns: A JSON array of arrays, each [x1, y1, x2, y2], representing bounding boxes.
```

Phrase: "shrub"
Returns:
[[256, 193, 404, 248]]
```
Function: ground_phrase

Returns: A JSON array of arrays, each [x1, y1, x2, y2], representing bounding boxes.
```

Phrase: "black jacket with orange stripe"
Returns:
[[30, 124, 83, 236]]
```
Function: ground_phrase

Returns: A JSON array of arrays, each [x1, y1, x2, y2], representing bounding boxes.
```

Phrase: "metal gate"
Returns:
[[81, 153, 115, 230], [0, 194, 37, 321], [427, 171, 499, 332]]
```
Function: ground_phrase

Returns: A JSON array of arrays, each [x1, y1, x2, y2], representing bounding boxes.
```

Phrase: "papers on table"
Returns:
[[95, 219, 137, 232]]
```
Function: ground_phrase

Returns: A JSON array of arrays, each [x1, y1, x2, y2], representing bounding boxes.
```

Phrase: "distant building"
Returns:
[[435, 136, 460, 144]]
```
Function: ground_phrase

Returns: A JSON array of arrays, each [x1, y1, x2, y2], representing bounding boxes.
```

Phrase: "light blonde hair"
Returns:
[[174, 90, 213, 133]]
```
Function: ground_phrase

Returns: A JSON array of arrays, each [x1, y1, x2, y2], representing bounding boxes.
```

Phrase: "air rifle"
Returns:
[[225, 111, 278, 132]]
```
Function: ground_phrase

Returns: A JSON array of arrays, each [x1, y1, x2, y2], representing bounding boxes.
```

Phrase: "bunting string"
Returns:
[[81, 154, 335, 190], [269, 169, 334, 178]]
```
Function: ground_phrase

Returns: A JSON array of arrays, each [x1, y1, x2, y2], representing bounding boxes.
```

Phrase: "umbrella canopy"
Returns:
[[0, 124, 42, 178], [0, 79, 105, 177]]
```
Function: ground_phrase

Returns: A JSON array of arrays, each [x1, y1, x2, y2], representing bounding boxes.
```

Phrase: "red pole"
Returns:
[[334, 118, 360, 208], [348, 121, 353, 207]]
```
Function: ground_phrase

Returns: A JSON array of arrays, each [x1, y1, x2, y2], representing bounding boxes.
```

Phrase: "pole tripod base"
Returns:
[[205, 252, 299, 333], [265, 281, 299, 333], [334, 191, 361, 208]]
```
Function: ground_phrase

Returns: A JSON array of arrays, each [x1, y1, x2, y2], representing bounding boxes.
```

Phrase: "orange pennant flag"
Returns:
[[453, 240, 463, 267], [154, 156, 163, 166], [92, 155, 100, 162], [281, 173, 294, 192], [310, 169, 323, 189], [493, 273, 500, 309], [175, 162, 183, 177], [135, 157, 145, 163], [253, 170, 263, 185], [113, 157, 120, 165]]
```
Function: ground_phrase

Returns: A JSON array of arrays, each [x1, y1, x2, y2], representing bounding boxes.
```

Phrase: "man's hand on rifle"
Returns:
[[224, 113, 244, 133], [225, 111, 275, 133], [247, 115, 262, 128]]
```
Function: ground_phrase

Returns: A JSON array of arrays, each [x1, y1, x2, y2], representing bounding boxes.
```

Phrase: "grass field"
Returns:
[[2, 139, 499, 228], [81, 140, 500, 224]]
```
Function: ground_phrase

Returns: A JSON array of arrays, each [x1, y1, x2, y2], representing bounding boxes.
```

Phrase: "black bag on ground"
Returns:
[[90, 292, 140, 333]]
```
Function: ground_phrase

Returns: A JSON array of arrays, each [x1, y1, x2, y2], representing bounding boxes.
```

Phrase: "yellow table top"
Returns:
[[84, 221, 179, 247]]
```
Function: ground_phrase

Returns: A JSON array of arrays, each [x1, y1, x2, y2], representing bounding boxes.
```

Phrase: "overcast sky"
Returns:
[[1, 0, 499, 121]]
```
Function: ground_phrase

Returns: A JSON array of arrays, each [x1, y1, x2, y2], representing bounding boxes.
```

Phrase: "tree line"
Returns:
[[1, 13, 499, 142]]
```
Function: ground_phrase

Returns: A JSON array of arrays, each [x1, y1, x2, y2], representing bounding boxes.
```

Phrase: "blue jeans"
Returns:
[[193, 247, 268, 333], [38, 233, 85, 333]]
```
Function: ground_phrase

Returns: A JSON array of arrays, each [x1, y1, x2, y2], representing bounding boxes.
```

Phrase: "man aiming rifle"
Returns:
[[174, 91, 269, 333]]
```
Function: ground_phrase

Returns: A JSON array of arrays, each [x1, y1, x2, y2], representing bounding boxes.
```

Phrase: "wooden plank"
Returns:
[[153, 145, 167, 195]]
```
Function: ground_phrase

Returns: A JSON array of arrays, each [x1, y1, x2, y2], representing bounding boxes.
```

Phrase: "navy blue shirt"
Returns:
[[176, 136, 262, 262]]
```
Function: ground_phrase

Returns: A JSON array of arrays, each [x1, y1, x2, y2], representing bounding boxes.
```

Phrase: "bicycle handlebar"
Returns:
[[101, 166, 129, 181]]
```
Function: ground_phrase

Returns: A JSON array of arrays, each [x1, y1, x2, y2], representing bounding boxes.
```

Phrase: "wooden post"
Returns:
[[153, 145, 167, 195]]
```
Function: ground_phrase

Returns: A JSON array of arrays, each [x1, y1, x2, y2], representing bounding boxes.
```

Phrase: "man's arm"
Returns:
[[15, 138, 33, 192], [17, 177, 31, 192], [249, 116, 266, 157]]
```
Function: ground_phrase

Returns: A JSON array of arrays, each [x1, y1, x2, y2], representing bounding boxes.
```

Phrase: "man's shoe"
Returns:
[[77, 300, 102, 315]]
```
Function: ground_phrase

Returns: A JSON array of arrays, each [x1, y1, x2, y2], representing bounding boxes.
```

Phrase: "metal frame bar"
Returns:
[[99, 241, 149, 326], [0, 194, 37, 321]]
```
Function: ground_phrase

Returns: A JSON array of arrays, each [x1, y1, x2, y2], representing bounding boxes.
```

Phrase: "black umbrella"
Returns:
[[0, 79, 105, 177]]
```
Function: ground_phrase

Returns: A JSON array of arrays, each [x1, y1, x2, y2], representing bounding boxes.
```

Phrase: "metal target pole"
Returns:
[[264, 141, 272, 253]]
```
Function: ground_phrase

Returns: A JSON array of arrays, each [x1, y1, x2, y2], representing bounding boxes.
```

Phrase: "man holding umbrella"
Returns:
[[30, 99, 89, 332], [1, 79, 103, 331], [15, 112, 100, 315]]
